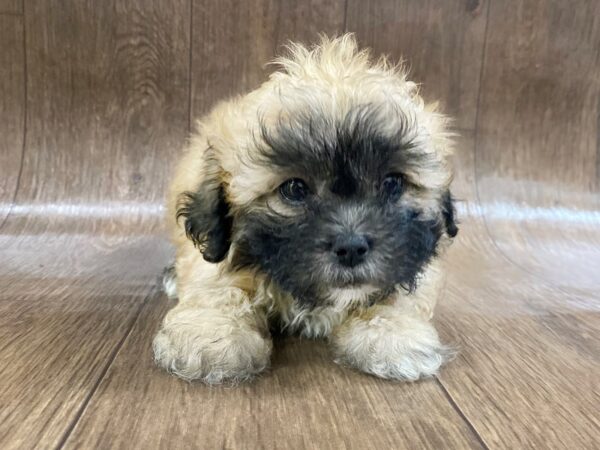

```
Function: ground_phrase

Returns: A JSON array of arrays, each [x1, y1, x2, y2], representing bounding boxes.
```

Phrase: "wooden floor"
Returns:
[[1, 1, 599, 449]]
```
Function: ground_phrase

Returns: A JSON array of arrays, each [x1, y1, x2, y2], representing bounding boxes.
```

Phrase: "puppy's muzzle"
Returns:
[[331, 233, 371, 268]]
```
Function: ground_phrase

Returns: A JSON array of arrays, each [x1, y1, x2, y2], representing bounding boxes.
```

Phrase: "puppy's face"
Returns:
[[230, 106, 457, 306], [178, 38, 457, 307]]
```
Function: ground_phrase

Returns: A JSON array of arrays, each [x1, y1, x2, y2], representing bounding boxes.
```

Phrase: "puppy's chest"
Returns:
[[254, 281, 395, 338], [253, 281, 345, 338]]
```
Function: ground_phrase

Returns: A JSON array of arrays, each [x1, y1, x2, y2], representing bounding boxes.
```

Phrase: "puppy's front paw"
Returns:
[[331, 306, 451, 381], [153, 308, 272, 384]]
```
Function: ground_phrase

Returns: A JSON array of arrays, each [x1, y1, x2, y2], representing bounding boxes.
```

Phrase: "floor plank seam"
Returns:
[[0, 2, 27, 233], [186, 0, 193, 134], [271, 0, 281, 55], [53, 285, 159, 450], [342, 0, 349, 33], [436, 378, 491, 450], [596, 95, 600, 183], [470, 0, 491, 213]]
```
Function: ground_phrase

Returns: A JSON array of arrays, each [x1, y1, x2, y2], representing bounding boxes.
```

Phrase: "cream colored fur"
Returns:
[[153, 34, 454, 384]]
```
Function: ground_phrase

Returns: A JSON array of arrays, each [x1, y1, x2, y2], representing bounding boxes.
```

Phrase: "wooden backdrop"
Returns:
[[1, 1, 599, 448]]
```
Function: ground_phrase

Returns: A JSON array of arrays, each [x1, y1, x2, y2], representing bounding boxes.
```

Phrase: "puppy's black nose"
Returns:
[[332, 234, 370, 267]]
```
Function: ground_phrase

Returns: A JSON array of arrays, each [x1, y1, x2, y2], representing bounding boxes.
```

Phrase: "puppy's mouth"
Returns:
[[331, 277, 372, 289], [325, 264, 374, 289], [327, 283, 379, 302], [330, 283, 378, 294]]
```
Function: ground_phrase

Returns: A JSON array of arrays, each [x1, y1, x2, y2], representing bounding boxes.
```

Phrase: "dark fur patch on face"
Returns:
[[232, 204, 442, 306], [255, 104, 442, 194]]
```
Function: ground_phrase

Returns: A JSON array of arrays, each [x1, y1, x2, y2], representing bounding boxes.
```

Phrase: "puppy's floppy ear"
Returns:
[[176, 180, 233, 263], [441, 191, 459, 238]]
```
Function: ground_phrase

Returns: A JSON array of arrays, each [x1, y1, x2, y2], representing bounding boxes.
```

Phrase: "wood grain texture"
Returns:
[[477, 0, 600, 195], [191, 0, 345, 117], [437, 135, 600, 449], [64, 292, 483, 450], [473, 0, 600, 301], [14, 0, 189, 232], [438, 229, 600, 449], [273, 0, 346, 48], [0, 0, 21, 14], [437, 2, 600, 441], [0, 235, 169, 450], [0, 16, 24, 225], [346, 0, 488, 130], [0, 0, 188, 448]]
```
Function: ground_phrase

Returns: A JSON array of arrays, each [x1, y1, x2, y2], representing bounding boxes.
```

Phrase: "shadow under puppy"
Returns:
[[153, 34, 458, 384]]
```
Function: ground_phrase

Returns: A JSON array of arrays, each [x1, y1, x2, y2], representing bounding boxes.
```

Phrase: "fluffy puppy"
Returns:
[[153, 34, 458, 384]]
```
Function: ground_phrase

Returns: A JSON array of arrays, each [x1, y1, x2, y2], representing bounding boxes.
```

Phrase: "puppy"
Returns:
[[153, 34, 458, 384]]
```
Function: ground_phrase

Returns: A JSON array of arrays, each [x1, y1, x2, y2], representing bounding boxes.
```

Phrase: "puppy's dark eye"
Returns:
[[279, 178, 310, 203], [381, 173, 403, 200]]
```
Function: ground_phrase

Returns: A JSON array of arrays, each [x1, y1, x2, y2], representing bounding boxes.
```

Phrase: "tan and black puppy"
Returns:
[[153, 34, 458, 384]]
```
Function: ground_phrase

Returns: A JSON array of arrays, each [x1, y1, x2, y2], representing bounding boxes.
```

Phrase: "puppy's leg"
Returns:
[[153, 285, 272, 384], [331, 304, 449, 381]]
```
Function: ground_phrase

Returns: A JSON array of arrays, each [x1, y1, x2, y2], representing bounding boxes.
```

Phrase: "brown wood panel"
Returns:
[[473, 0, 600, 285], [439, 235, 600, 448], [0, 0, 189, 448], [0, 16, 24, 226], [12, 0, 189, 234], [191, 0, 345, 117], [0, 0, 21, 14], [0, 234, 170, 450], [64, 291, 483, 450], [436, 134, 600, 448], [346, 0, 488, 130], [476, 0, 600, 197], [274, 0, 346, 47]]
